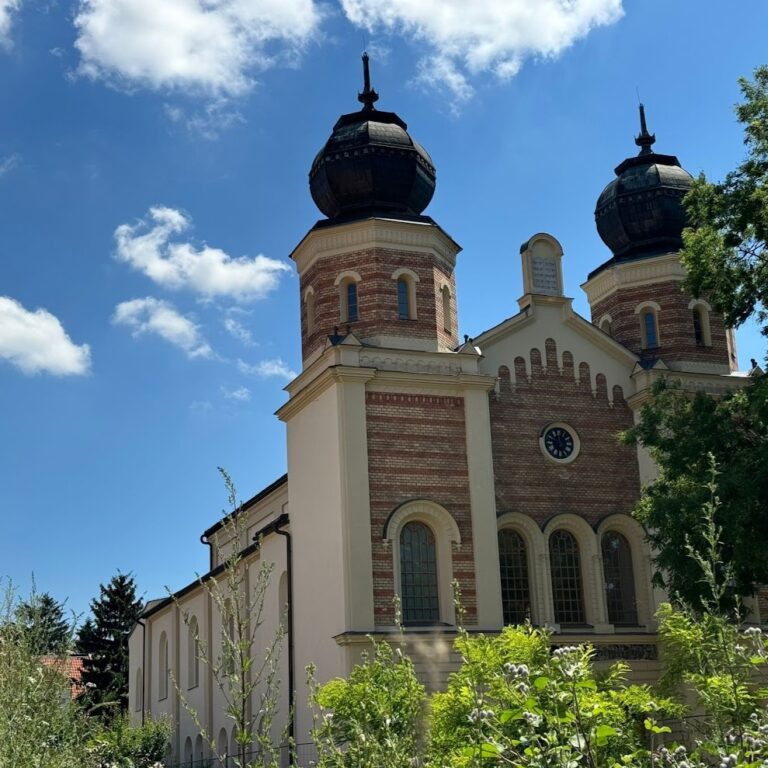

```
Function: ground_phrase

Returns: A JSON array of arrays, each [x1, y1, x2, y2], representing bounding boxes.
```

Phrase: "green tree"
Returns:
[[15, 590, 72, 655], [623, 382, 768, 608], [77, 572, 144, 718], [681, 65, 768, 335]]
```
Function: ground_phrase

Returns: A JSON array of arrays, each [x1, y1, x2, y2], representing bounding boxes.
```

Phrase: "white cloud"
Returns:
[[73, 0, 321, 97], [0, 0, 20, 47], [221, 385, 251, 401], [223, 316, 254, 346], [0, 153, 20, 176], [341, 0, 624, 103], [0, 296, 91, 376], [114, 206, 290, 302], [237, 357, 296, 380], [113, 297, 212, 358]]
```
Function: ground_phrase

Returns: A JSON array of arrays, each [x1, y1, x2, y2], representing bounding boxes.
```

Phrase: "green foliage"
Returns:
[[622, 380, 768, 607], [681, 64, 768, 336], [15, 590, 72, 655], [77, 572, 144, 718], [0, 582, 92, 768], [87, 715, 170, 768], [428, 623, 676, 768], [310, 639, 425, 768]]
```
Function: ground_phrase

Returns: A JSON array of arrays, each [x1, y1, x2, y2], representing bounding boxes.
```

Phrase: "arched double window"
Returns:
[[400, 521, 439, 625], [601, 531, 638, 626], [158, 632, 169, 701], [549, 531, 586, 626], [187, 616, 199, 689], [498, 529, 530, 625]]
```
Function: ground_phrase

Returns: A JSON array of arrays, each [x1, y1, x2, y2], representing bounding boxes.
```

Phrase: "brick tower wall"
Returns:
[[366, 391, 477, 625]]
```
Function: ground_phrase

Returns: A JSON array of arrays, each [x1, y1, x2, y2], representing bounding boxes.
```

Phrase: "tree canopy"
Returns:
[[14, 591, 72, 655], [76, 572, 143, 717], [682, 65, 768, 337]]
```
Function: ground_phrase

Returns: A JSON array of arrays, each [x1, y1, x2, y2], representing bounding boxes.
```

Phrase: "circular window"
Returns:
[[539, 422, 580, 464]]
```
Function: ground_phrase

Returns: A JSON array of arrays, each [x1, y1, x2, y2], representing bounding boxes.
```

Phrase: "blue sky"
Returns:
[[1, 0, 766, 622]]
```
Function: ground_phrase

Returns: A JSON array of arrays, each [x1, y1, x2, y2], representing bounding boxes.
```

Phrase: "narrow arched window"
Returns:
[[642, 310, 658, 349], [194, 735, 204, 765], [217, 728, 228, 766], [187, 616, 199, 689], [306, 291, 315, 334], [397, 278, 410, 319], [158, 632, 169, 700], [600, 316, 613, 336], [184, 737, 193, 767], [601, 531, 638, 626], [549, 531, 586, 626], [498, 529, 530, 625], [135, 667, 143, 712], [223, 601, 235, 676], [441, 285, 452, 332], [346, 281, 358, 322], [400, 521, 439, 625]]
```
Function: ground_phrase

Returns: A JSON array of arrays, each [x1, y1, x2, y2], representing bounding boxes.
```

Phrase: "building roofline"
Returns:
[[202, 473, 288, 539]]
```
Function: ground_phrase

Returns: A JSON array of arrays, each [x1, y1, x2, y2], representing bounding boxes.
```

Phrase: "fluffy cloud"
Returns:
[[0, 296, 91, 376], [0, 153, 20, 176], [113, 297, 212, 358], [237, 357, 296, 380], [114, 206, 289, 302], [223, 316, 254, 346], [341, 0, 624, 102], [74, 0, 320, 96], [221, 385, 251, 401], [0, 0, 20, 47]]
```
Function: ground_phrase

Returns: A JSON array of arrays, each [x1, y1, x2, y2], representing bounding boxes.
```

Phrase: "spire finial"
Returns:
[[357, 52, 379, 112], [635, 103, 656, 155]]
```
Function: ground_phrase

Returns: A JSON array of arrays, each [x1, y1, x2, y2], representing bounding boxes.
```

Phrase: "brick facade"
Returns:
[[490, 338, 639, 527], [366, 391, 477, 625], [300, 248, 458, 360], [591, 280, 731, 368]]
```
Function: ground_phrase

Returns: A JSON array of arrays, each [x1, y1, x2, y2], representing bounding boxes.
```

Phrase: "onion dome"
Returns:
[[309, 54, 436, 220], [595, 105, 693, 260]]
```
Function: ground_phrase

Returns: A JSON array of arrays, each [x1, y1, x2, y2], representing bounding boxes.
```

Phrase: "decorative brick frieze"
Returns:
[[366, 391, 477, 626], [491, 338, 639, 529]]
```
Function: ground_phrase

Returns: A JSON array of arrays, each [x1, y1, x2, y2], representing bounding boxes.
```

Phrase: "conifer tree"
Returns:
[[77, 572, 143, 717], [15, 591, 71, 655]]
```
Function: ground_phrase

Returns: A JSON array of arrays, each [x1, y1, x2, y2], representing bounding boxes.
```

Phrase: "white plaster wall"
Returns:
[[286, 383, 350, 745]]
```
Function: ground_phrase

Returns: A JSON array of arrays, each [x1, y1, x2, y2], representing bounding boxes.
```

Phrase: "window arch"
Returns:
[[635, 302, 661, 350], [441, 284, 452, 332], [183, 737, 193, 767], [335, 271, 362, 323], [601, 531, 638, 626], [384, 500, 460, 626], [391, 268, 419, 321], [217, 727, 229, 766], [134, 667, 143, 712], [400, 522, 439, 625], [498, 529, 530, 625], [158, 632, 169, 701], [598, 314, 613, 336], [187, 616, 199, 689], [194, 735, 204, 765], [549, 531, 586, 626], [689, 300, 712, 347]]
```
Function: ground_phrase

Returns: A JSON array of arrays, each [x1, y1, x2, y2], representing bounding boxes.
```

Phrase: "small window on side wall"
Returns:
[[336, 273, 361, 323], [691, 303, 712, 346], [441, 285, 452, 332], [641, 309, 659, 349], [305, 291, 315, 334], [397, 278, 410, 319]]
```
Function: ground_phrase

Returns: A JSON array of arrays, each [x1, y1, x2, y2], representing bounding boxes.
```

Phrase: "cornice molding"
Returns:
[[290, 218, 461, 276], [581, 253, 687, 307]]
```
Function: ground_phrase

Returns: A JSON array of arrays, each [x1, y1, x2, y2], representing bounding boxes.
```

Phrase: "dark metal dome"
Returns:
[[595, 105, 693, 260], [309, 54, 436, 220]]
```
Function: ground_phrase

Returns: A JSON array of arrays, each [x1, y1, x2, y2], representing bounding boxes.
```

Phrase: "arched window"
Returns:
[[346, 281, 358, 322], [441, 285, 452, 332], [690, 302, 712, 347], [498, 529, 530, 625], [599, 315, 613, 336], [305, 290, 315, 334], [194, 734, 204, 765], [641, 309, 658, 349], [217, 727, 229, 766], [392, 269, 418, 320], [187, 616, 199, 689], [158, 632, 169, 701], [397, 278, 410, 319], [183, 737, 193, 767], [335, 272, 362, 323], [400, 521, 439, 625], [601, 531, 638, 626], [134, 667, 143, 712], [549, 531, 586, 626]]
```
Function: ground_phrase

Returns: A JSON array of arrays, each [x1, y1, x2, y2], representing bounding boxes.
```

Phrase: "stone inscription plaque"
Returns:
[[531, 256, 560, 295]]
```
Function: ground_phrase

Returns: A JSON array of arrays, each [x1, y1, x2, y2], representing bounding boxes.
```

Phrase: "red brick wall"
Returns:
[[591, 280, 731, 367], [300, 248, 458, 359], [490, 339, 639, 527], [366, 391, 477, 625]]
